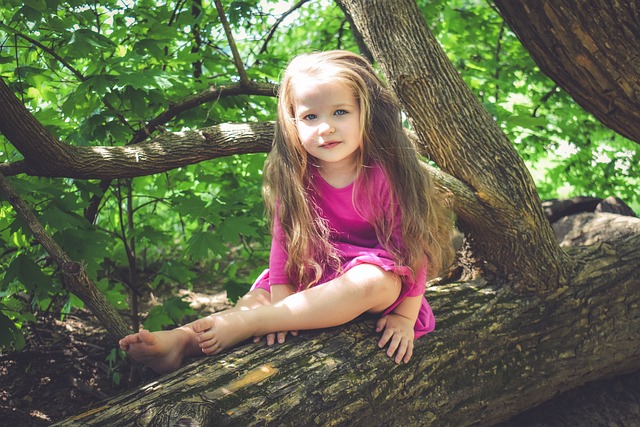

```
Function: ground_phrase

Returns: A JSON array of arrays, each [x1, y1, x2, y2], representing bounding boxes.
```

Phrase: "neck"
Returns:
[[318, 161, 358, 189]]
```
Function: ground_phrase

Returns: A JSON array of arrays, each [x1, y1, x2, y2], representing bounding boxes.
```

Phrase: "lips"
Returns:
[[320, 141, 341, 148]]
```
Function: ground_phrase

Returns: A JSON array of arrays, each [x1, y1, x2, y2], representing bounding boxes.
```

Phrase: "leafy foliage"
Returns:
[[0, 0, 638, 352]]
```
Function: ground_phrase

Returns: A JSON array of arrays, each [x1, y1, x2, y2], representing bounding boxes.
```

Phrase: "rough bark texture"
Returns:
[[53, 221, 640, 426], [336, 0, 574, 292], [553, 212, 640, 247], [494, 0, 640, 145]]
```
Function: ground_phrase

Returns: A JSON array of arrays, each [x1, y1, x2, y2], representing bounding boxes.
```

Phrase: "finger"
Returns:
[[402, 342, 414, 364], [277, 331, 287, 344], [378, 328, 394, 348], [386, 334, 402, 359], [376, 316, 388, 332], [253, 336, 262, 343], [266, 333, 277, 346], [394, 340, 409, 364], [290, 331, 299, 337]]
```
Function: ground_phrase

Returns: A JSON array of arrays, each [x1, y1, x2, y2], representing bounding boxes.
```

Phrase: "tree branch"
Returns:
[[257, 0, 311, 55], [214, 0, 250, 86], [54, 228, 640, 426], [129, 82, 276, 144], [0, 22, 86, 82], [2, 122, 274, 179], [0, 171, 131, 340]]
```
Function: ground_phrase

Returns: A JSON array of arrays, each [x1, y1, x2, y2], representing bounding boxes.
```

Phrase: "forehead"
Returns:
[[291, 77, 357, 107]]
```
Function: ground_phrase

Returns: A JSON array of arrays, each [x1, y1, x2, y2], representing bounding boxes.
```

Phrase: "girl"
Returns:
[[119, 50, 453, 374]]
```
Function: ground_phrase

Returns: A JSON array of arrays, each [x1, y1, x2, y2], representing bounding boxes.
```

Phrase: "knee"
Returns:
[[344, 264, 401, 304], [238, 289, 271, 308]]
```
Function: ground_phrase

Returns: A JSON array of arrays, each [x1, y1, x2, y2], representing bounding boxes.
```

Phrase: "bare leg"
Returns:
[[192, 264, 401, 355], [119, 289, 271, 373]]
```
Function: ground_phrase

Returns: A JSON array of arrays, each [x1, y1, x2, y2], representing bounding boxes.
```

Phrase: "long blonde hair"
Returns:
[[263, 50, 453, 289]]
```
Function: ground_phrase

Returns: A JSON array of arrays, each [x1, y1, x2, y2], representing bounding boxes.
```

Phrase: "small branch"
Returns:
[[213, 0, 250, 86], [129, 81, 276, 144], [257, 0, 310, 55], [1, 23, 87, 81], [532, 84, 559, 117], [494, 21, 506, 103]]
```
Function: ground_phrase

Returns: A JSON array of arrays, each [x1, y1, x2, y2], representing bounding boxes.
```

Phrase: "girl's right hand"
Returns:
[[257, 330, 299, 346], [253, 284, 299, 345]]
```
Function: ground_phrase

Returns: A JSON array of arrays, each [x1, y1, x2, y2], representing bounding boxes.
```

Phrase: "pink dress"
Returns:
[[252, 165, 435, 338]]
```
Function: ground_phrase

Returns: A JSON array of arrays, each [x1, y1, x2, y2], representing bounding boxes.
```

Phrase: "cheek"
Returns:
[[297, 124, 314, 145]]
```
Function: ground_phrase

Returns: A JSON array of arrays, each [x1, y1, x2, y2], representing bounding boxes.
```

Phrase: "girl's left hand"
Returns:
[[376, 313, 415, 364]]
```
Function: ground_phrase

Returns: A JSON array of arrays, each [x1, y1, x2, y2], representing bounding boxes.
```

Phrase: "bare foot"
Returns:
[[119, 329, 190, 374], [192, 312, 256, 355]]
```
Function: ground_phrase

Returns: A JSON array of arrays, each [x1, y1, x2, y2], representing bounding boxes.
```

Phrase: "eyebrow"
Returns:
[[296, 102, 356, 112]]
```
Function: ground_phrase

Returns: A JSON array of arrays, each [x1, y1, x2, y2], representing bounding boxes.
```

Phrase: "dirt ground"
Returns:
[[1, 290, 639, 426], [0, 289, 230, 426]]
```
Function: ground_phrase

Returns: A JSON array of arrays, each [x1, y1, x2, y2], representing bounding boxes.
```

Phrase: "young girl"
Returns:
[[119, 50, 453, 374]]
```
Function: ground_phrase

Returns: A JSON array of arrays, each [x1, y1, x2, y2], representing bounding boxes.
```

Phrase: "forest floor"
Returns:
[[1, 287, 640, 426]]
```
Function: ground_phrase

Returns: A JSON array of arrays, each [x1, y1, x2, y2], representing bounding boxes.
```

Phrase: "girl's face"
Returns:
[[293, 79, 362, 173]]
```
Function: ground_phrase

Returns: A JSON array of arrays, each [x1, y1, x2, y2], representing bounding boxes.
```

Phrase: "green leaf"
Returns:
[[2, 254, 49, 293], [24, 0, 47, 11], [186, 230, 227, 260], [142, 305, 173, 331], [163, 297, 195, 322], [220, 215, 258, 241], [68, 29, 115, 52], [0, 311, 25, 351], [171, 195, 208, 218]]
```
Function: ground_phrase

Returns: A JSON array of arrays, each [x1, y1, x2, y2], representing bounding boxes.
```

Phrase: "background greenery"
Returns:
[[1, 0, 637, 353]]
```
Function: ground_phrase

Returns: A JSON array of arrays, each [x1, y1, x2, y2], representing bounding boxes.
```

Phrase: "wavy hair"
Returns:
[[263, 50, 453, 289]]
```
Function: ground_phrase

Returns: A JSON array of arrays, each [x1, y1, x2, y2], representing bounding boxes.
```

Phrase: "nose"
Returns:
[[318, 121, 335, 135]]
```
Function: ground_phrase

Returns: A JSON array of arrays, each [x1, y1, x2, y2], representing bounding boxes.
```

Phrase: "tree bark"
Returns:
[[493, 0, 640, 145], [336, 0, 574, 292], [53, 224, 640, 426]]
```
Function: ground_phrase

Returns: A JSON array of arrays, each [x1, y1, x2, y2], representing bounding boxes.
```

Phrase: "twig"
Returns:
[[213, 0, 250, 86], [258, 0, 310, 55], [1, 22, 86, 81]]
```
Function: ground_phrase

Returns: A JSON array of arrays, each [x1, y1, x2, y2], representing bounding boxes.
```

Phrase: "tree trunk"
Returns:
[[336, 0, 574, 292], [493, 0, 640, 145], [53, 224, 640, 426]]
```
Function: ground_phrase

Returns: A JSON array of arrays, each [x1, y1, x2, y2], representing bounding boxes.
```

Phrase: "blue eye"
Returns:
[[335, 109, 347, 116], [304, 114, 317, 120]]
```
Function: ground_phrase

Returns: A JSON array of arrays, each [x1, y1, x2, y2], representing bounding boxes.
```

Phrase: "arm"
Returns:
[[376, 294, 422, 364]]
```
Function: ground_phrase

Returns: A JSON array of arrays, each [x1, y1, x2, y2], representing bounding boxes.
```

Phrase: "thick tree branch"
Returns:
[[1, 122, 273, 179], [494, 0, 640, 145], [0, 75, 275, 178], [55, 225, 640, 426]]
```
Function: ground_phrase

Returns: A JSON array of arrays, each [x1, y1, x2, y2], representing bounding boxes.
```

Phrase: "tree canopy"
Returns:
[[0, 1, 639, 423]]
